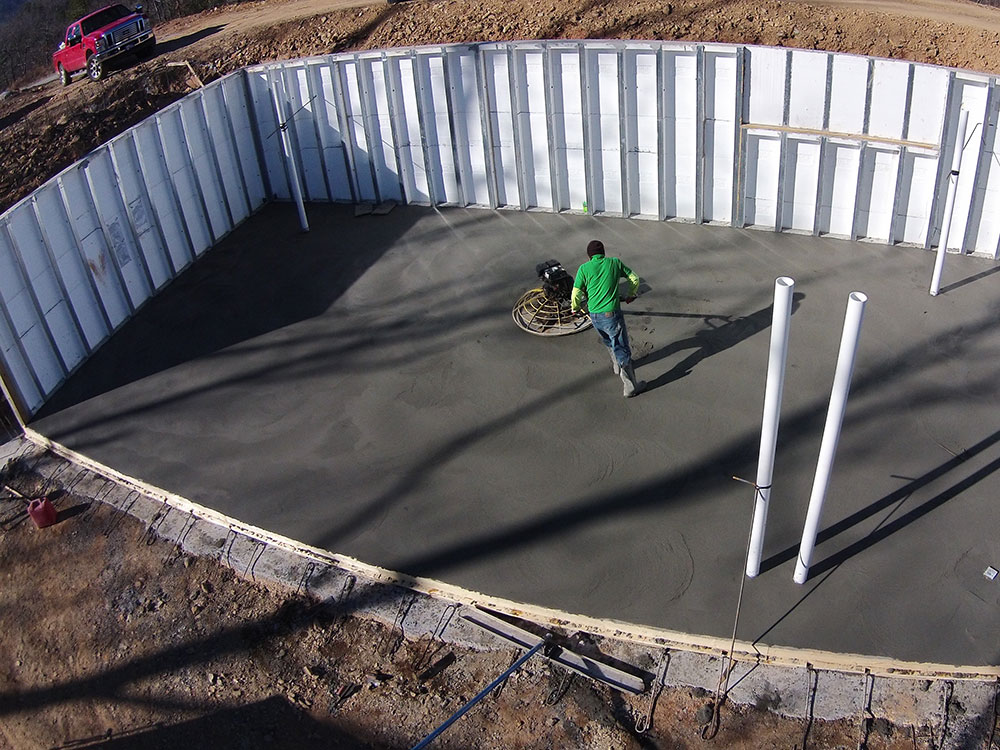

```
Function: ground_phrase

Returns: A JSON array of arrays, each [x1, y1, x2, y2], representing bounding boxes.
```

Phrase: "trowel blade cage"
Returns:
[[512, 288, 592, 336]]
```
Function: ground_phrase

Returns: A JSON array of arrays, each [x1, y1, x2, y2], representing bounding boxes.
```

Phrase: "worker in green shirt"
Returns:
[[570, 240, 645, 397]]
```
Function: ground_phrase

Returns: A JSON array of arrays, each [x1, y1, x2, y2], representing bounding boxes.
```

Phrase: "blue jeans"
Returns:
[[590, 309, 632, 368]]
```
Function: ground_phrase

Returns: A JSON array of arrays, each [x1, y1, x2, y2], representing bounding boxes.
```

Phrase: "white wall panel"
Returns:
[[201, 84, 253, 224], [108, 136, 172, 291], [31, 185, 107, 350], [85, 150, 153, 309], [855, 148, 899, 242], [132, 121, 195, 274], [625, 50, 659, 217], [483, 50, 519, 208], [908, 67, 949, 144], [0, 225, 62, 397], [869, 61, 909, 140], [747, 47, 786, 126], [5, 48, 1000, 422], [248, 70, 289, 201], [705, 52, 737, 222], [366, 58, 404, 203], [450, 49, 489, 206], [313, 62, 355, 202], [58, 168, 130, 328], [6, 206, 85, 373], [220, 74, 266, 211], [819, 143, 861, 236], [157, 109, 214, 255], [828, 55, 868, 135], [664, 51, 698, 219], [945, 81, 989, 250], [781, 139, 821, 231], [517, 50, 553, 209], [898, 152, 938, 245], [745, 134, 780, 227], [552, 49, 587, 212], [789, 51, 827, 131], [282, 64, 329, 203]]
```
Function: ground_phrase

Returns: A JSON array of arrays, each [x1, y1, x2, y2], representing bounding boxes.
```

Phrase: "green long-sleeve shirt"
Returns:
[[571, 254, 640, 314]]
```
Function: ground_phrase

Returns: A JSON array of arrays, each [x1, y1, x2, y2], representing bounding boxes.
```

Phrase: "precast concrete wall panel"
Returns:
[[516, 48, 554, 210], [624, 49, 659, 218], [80, 150, 153, 310], [311, 62, 355, 202], [482, 49, 519, 208], [156, 109, 214, 254], [551, 48, 587, 213], [449, 48, 490, 207], [364, 58, 405, 204], [281, 63, 330, 203], [0, 69, 265, 418], [248, 69, 291, 201], [704, 50, 737, 223], [31, 186, 107, 351], [58, 168, 131, 329], [107, 137, 172, 291], [131, 121, 196, 273], [663, 50, 698, 220], [5, 46, 1000, 422], [201, 83, 253, 225]]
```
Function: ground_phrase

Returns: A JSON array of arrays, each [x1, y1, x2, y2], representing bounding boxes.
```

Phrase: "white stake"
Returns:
[[272, 84, 310, 233], [746, 276, 795, 578], [929, 109, 969, 296], [793, 291, 868, 585]]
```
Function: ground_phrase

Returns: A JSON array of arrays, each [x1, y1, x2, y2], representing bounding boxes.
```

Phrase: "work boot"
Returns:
[[609, 350, 621, 375], [620, 363, 645, 398]]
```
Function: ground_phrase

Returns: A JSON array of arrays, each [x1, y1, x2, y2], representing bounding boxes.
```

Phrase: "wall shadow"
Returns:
[[758, 428, 1000, 575], [32, 204, 421, 419]]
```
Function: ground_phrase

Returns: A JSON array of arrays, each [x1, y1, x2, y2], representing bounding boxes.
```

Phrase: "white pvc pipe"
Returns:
[[746, 276, 795, 578], [272, 88, 310, 233], [793, 291, 868, 585], [929, 109, 969, 296]]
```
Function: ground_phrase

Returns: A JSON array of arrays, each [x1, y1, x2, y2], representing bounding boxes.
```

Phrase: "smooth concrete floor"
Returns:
[[32, 203, 1000, 665]]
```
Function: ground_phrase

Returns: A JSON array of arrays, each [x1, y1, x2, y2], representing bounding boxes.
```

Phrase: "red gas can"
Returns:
[[27, 497, 57, 529]]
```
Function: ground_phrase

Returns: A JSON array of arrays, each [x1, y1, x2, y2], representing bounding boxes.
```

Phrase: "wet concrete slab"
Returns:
[[31, 202, 1000, 665]]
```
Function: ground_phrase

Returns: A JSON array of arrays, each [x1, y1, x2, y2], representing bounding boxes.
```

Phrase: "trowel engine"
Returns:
[[511, 259, 592, 336]]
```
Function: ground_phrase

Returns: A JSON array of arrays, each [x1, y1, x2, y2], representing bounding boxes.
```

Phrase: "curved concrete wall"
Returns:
[[1, 41, 999, 418]]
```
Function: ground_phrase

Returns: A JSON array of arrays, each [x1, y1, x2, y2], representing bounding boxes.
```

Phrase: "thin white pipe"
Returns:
[[272, 86, 310, 233], [746, 276, 795, 578], [793, 291, 868, 585], [929, 109, 969, 296]]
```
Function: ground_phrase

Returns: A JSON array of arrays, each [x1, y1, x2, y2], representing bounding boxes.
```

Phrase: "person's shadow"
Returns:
[[631, 292, 805, 393]]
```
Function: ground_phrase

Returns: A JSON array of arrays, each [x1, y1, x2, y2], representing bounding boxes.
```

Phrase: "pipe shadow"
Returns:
[[938, 263, 1000, 295], [806, 452, 1000, 579], [633, 293, 804, 393], [759, 429, 1000, 574]]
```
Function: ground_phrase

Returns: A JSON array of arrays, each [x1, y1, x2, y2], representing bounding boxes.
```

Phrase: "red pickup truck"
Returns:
[[53, 4, 155, 84]]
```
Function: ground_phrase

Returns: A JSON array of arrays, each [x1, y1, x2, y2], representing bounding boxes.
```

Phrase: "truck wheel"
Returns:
[[87, 54, 104, 81], [58, 64, 70, 87]]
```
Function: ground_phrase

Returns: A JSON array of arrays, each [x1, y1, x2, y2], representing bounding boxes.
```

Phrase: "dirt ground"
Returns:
[[2, 0, 1000, 746], [3, 0, 1000, 216], [1, 456, 934, 749]]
